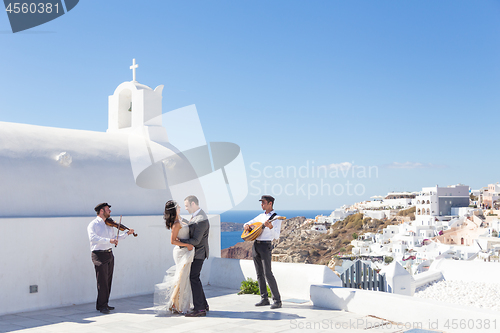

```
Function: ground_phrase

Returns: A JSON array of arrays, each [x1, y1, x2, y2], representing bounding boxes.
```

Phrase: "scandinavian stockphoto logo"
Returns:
[[4, 0, 79, 33]]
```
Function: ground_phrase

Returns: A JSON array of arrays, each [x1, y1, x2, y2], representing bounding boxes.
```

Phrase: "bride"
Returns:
[[154, 200, 195, 315]]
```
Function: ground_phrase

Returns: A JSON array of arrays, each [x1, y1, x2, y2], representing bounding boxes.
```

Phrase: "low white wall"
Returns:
[[208, 258, 341, 300], [0, 214, 220, 316], [311, 285, 500, 333], [430, 258, 500, 283], [413, 270, 443, 289], [412, 259, 500, 291]]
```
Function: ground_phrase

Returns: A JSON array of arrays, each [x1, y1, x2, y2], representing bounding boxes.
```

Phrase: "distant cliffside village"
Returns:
[[222, 183, 500, 277]]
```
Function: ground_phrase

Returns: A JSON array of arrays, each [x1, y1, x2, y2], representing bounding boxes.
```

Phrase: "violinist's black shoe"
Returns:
[[99, 307, 110, 314], [107, 306, 115, 310]]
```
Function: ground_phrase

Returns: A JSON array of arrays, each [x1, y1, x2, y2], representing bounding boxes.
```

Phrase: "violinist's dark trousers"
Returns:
[[190, 259, 208, 311], [253, 241, 281, 302], [91, 250, 114, 310]]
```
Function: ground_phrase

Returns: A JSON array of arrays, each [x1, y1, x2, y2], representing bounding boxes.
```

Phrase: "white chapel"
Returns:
[[0, 59, 247, 217], [0, 60, 247, 316]]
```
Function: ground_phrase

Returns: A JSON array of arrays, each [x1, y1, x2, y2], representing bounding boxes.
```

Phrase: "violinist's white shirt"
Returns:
[[87, 216, 129, 251]]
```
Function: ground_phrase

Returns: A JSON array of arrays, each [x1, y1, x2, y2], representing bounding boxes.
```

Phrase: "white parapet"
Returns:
[[208, 258, 342, 300], [430, 258, 500, 283], [311, 285, 500, 333], [413, 270, 443, 290], [380, 261, 416, 296]]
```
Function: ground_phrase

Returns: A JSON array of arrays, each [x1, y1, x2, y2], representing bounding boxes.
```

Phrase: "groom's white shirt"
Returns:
[[191, 208, 201, 220]]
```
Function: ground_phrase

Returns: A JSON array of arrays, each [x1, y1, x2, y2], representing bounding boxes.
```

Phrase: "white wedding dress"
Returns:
[[154, 221, 195, 315]]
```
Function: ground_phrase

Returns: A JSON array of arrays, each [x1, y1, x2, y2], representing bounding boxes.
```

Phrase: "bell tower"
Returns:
[[107, 59, 166, 142]]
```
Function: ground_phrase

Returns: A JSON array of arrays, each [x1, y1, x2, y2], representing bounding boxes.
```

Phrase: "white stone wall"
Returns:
[[0, 214, 220, 316], [0, 121, 179, 217]]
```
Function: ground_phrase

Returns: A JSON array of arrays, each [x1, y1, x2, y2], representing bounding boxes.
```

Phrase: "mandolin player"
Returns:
[[243, 195, 282, 309]]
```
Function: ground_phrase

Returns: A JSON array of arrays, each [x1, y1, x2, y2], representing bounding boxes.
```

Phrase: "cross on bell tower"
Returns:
[[130, 58, 139, 82], [108, 60, 164, 134]]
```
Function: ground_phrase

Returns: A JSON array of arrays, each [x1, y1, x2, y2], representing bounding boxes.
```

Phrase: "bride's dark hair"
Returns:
[[163, 200, 178, 230]]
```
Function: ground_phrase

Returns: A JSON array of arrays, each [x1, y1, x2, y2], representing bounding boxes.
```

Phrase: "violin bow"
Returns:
[[114, 215, 122, 247]]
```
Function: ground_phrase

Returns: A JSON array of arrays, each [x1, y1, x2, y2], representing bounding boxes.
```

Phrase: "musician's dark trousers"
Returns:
[[91, 250, 114, 310], [253, 241, 281, 302], [190, 259, 208, 311]]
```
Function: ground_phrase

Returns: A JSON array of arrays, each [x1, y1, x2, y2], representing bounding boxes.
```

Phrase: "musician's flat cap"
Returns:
[[94, 202, 111, 213], [259, 195, 275, 203]]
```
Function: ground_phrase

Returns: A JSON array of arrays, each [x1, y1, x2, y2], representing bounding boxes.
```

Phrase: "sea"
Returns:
[[219, 210, 333, 249]]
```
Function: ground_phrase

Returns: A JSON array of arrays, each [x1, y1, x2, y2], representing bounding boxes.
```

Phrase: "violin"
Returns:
[[105, 217, 138, 237]]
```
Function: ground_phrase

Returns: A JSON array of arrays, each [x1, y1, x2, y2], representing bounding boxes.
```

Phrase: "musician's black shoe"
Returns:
[[99, 307, 110, 314], [255, 299, 270, 306], [270, 301, 282, 309], [107, 306, 115, 310]]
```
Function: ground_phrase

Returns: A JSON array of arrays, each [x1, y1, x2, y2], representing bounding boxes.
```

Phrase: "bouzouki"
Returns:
[[241, 215, 286, 241]]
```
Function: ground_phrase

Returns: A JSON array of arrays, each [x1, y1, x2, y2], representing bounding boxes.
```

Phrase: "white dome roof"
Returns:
[[0, 121, 173, 217]]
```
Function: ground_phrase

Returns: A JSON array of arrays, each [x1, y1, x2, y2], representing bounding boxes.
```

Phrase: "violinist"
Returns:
[[87, 203, 135, 314]]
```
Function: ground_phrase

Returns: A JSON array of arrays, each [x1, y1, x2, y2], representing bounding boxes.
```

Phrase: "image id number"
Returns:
[[444, 319, 497, 330], [6, 2, 59, 14]]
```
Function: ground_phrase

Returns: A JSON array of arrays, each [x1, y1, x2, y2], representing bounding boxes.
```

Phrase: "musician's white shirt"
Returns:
[[244, 210, 281, 241], [87, 216, 129, 251]]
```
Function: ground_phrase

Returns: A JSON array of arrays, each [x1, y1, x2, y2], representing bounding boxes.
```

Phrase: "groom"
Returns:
[[179, 195, 210, 317]]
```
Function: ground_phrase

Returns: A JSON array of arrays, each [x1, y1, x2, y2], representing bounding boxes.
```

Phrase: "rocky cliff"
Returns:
[[221, 212, 405, 265], [221, 240, 253, 259], [221, 216, 329, 263]]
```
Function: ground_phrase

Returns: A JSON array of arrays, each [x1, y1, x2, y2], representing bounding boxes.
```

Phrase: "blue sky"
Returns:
[[1, 1, 499, 210]]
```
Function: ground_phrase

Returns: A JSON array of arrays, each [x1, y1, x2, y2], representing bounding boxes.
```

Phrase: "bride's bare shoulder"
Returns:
[[174, 219, 188, 228]]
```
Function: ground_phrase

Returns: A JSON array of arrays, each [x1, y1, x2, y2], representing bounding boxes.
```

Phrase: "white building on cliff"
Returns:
[[414, 184, 470, 226]]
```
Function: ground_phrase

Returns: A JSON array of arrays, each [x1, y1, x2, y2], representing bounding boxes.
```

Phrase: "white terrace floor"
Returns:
[[0, 286, 440, 333]]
